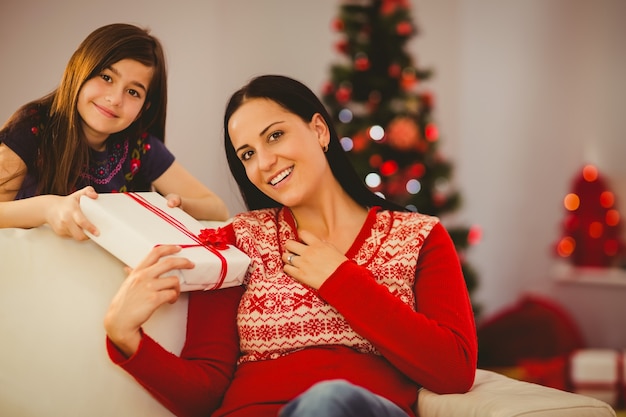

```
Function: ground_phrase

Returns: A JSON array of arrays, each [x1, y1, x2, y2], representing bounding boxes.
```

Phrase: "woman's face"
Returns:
[[77, 58, 153, 150], [228, 98, 330, 208]]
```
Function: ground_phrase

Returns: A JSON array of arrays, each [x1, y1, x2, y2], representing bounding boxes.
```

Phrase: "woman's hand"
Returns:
[[44, 186, 99, 240], [104, 245, 194, 357], [282, 230, 348, 290]]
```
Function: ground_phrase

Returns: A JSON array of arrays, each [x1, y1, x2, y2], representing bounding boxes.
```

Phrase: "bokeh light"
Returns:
[[338, 108, 353, 123], [599, 191, 614, 208], [556, 237, 576, 257], [340, 136, 353, 151], [588, 222, 603, 239], [365, 172, 381, 188], [563, 193, 580, 211], [582, 164, 598, 182], [406, 179, 421, 194], [369, 125, 385, 141], [606, 209, 620, 227]]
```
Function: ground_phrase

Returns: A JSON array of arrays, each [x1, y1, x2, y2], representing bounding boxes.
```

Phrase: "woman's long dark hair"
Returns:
[[223, 74, 406, 212]]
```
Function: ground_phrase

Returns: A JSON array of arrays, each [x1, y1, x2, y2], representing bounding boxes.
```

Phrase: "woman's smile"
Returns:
[[269, 166, 294, 186]]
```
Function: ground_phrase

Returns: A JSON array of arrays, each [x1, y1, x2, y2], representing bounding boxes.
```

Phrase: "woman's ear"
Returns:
[[311, 113, 330, 148]]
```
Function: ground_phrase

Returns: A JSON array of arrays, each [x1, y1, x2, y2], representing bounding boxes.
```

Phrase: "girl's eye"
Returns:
[[240, 150, 254, 162], [127, 89, 140, 98], [100, 74, 112, 82]]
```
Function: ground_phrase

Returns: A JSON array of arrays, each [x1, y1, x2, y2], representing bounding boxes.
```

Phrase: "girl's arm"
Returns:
[[317, 222, 478, 395], [0, 142, 26, 202], [0, 143, 98, 239], [152, 161, 229, 221]]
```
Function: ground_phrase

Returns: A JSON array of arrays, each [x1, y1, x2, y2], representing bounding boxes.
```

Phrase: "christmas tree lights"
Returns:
[[322, 0, 481, 312]]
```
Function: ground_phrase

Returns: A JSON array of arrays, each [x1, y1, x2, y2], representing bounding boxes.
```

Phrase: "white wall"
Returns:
[[1, 0, 624, 326]]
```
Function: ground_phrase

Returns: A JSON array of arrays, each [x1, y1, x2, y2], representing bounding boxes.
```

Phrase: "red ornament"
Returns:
[[380, 160, 399, 176], [388, 63, 402, 78], [396, 21, 412, 36], [425, 123, 439, 141], [322, 81, 334, 96], [400, 69, 417, 90], [468, 225, 482, 245], [350, 131, 369, 153], [369, 154, 382, 168], [354, 56, 370, 71], [331, 18, 344, 32], [407, 163, 425, 178], [335, 86, 352, 103], [420, 92, 434, 109], [386, 116, 422, 151], [334, 39, 349, 55]]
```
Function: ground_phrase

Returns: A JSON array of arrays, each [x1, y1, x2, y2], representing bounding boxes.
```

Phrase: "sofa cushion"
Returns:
[[417, 368, 616, 417]]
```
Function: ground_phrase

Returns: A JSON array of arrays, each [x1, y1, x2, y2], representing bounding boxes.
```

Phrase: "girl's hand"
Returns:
[[164, 193, 183, 210], [282, 230, 348, 290], [104, 245, 194, 357], [44, 186, 98, 240]]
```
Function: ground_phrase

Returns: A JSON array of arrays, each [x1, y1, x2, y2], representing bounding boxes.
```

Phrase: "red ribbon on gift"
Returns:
[[125, 192, 228, 290]]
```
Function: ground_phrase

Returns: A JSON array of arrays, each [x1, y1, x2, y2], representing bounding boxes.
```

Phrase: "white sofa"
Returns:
[[0, 225, 617, 417]]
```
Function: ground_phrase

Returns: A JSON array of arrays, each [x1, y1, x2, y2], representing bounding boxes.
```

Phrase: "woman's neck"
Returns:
[[288, 190, 368, 249]]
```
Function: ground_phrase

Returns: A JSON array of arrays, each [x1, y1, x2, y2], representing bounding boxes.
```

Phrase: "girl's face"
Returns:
[[77, 58, 153, 150], [228, 98, 330, 208]]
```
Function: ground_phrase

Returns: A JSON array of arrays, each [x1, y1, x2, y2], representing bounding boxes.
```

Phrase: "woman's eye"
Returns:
[[268, 131, 283, 142], [100, 74, 112, 82], [240, 150, 254, 161]]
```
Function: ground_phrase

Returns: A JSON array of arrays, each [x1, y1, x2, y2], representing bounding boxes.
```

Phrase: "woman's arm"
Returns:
[[317, 223, 478, 394], [152, 161, 229, 221], [105, 242, 243, 417]]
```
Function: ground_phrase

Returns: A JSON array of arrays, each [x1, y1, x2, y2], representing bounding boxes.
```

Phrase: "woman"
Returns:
[[0, 23, 228, 240], [104, 75, 477, 417]]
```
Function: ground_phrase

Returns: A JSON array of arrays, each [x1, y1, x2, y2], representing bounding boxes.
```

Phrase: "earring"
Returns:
[[322, 144, 329, 153]]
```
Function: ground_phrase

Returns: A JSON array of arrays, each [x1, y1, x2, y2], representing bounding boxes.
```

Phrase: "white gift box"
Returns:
[[80, 192, 250, 292], [570, 348, 623, 408]]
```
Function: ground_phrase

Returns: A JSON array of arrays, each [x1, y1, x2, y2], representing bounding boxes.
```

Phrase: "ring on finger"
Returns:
[[287, 254, 294, 266]]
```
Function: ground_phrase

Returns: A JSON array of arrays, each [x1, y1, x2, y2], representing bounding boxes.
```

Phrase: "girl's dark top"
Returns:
[[0, 104, 175, 199]]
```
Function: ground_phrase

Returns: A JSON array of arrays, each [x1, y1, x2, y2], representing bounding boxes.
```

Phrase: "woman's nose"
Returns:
[[256, 148, 277, 171]]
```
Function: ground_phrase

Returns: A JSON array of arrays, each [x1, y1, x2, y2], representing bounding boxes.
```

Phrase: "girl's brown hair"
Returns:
[[2, 23, 168, 195]]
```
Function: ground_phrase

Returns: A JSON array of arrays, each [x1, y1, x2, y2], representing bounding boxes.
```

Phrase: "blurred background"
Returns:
[[1, 0, 625, 347]]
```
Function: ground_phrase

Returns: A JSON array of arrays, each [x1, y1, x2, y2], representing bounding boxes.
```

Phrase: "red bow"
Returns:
[[198, 227, 229, 250]]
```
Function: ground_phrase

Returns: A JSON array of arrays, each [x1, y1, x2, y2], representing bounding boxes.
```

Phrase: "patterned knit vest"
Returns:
[[231, 207, 438, 364]]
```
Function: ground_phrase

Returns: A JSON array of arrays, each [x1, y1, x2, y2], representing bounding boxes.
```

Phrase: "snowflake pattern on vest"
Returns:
[[231, 207, 438, 363]]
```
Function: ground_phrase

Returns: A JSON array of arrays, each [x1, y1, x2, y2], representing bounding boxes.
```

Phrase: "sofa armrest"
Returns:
[[0, 224, 220, 417], [417, 369, 616, 417]]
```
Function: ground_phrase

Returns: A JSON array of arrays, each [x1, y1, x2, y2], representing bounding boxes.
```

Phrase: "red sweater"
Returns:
[[108, 208, 477, 417]]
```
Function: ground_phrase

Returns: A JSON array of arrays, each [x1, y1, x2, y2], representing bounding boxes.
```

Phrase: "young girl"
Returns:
[[0, 23, 228, 240], [103, 75, 477, 417]]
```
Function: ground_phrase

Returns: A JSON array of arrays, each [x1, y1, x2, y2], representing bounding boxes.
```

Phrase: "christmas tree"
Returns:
[[554, 164, 624, 267], [321, 0, 481, 313]]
